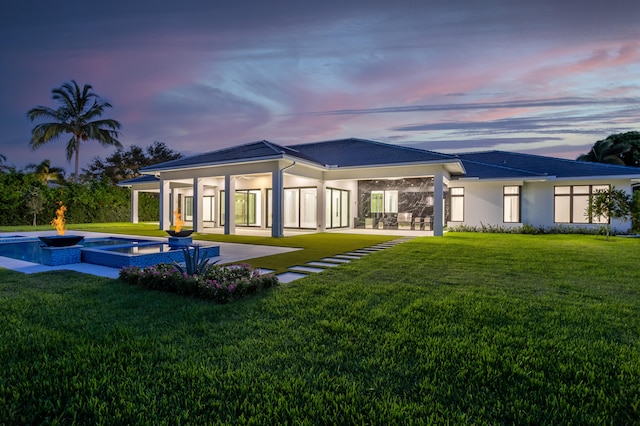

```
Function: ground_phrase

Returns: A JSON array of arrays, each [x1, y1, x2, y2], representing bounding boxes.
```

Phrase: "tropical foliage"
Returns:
[[633, 190, 640, 233], [588, 186, 632, 240], [577, 131, 640, 166], [82, 141, 182, 184], [24, 159, 65, 183], [0, 171, 158, 226], [26, 80, 122, 181], [173, 245, 217, 276]]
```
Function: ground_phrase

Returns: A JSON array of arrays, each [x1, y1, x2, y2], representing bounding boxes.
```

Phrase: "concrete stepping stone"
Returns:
[[344, 252, 368, 256], [256, 268, 275, 275], [277, 272, 308, 283], [333, 254, 362, 260], [320, 257, 351, 263], [307, 261, 340, 268], [289, 265, 325, 273]]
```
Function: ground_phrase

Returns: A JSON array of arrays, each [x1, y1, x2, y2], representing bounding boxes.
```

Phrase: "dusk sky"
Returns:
[[1, 0, 639, 174]]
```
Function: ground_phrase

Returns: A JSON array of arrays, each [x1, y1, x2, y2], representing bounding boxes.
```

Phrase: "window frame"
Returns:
[[554, 185, 610, 224], [449, 187, 464, 222], [503, 185, 521, 223]]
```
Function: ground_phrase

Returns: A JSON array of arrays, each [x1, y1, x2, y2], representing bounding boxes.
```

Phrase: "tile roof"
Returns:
[[456, 151, 640, 179], [136, 138, 640, 181], [140, 140, 321, 172], [288, 138, 458, 167]]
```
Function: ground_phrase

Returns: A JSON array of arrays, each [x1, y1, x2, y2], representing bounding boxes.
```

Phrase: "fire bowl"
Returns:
[[166, 230, 194, 238], [38, 235, 85, 247]]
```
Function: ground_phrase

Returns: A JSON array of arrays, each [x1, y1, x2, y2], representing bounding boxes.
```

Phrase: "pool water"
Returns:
[[0, 237, 158, 263], [107, 244, 178, 254], [0, 241, 47, 263], [0, 236, 220, 269]]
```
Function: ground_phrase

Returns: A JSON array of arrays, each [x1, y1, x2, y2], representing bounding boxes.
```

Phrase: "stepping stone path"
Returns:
[[269, 237, 414, 283]]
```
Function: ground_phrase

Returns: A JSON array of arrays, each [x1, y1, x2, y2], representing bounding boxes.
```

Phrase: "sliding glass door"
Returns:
[[326, 188, 349, 228]]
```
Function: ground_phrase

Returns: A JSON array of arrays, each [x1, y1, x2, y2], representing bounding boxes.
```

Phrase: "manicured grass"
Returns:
[[1, 233, 639, 424]]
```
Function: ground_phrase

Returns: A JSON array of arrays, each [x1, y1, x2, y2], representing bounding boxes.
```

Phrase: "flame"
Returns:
[[51, 202, 67, 235], [174, 210, 184, 233]]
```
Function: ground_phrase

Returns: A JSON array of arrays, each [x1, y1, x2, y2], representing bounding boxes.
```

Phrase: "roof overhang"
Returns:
[[324, 159, 465, 175], [140, 154, 327, 175], [141, 155, 464, 176]]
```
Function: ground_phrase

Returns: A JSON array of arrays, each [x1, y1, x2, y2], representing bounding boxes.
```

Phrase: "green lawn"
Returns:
[[1, 233, 639, 424]]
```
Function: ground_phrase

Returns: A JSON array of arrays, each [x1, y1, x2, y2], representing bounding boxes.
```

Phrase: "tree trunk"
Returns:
[[74, 139, 80, 182]]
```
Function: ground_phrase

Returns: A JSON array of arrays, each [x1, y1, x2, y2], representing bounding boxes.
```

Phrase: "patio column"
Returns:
[[130, 189, 139, 224], [159, 179, 171, 230], [213, 186, 220, 228], [224, 175, 236, 235], [193, 177, 204, 232], [316, 181, 326, 232], [433, 172, 444, 236], [271, 165, 284, 238]]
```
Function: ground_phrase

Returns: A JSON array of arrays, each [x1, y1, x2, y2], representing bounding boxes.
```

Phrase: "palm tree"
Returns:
[[26, 80, 122, 182], [25, 159, 65, 183]]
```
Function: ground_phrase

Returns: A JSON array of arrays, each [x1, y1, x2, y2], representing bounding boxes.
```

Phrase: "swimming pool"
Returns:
[[0, 236, 220, 269]]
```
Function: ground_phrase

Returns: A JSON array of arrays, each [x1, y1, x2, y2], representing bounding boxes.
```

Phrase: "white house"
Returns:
[[120, 138, 640, 236]]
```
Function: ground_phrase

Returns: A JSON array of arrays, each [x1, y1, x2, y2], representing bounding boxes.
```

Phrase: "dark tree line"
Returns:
[[0, 142, 182, 227], [82, 141, 182, 184], [577, 131, 640, 167]]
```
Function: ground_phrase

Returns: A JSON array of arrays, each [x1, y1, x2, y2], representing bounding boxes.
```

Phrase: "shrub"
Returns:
[[119, 262, 279, 304], [447, 223, 613, 235]]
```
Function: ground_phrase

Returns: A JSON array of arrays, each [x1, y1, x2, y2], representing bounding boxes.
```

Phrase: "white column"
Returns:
[[433, 172, 444, 236], [224, 175, 236, 235], [130, 189, 139, 224], [159, 179, 171, 230], [213, 186, 220, 228], [271, 166, 284, 237], [316, 181, 326, 232], [193, 177, 204, 232]]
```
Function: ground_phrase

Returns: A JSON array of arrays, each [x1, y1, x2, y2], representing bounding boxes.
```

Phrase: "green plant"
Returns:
[[588, 186, 632, 240], [118, 261, 278, 303], [632, 190, 640, 233], [173, 245, 217, 276]]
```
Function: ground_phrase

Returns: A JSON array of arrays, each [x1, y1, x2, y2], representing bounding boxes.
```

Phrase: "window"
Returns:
[[219, 190, 261, 226], [554, 185, 610, 224], [450, 187, 464, 222], [267, 187, 317, 229], [203, 196, 215, 222], [503, 186, 521, 223], [371, 190, 398, 214], [326, 188, 349, 228], [235, 190, 261, 226], [184, 196, 193, 221]]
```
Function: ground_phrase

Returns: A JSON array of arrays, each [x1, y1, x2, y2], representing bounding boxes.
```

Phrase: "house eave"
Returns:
[[325, 159, 465, 174], [141, 154, 328, 175]]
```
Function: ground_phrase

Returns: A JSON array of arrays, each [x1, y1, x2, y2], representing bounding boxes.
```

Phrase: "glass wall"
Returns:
[[326, 188, 349, 228], [220, 190, 261, 226], [267, 187, 318, 229]]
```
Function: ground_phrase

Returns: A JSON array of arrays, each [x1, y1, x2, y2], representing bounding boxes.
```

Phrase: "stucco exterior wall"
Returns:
[[448, 178, 634, 232]]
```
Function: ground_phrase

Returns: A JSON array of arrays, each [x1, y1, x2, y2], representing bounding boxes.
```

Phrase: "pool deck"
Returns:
[[0, 231, 299, 279]]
